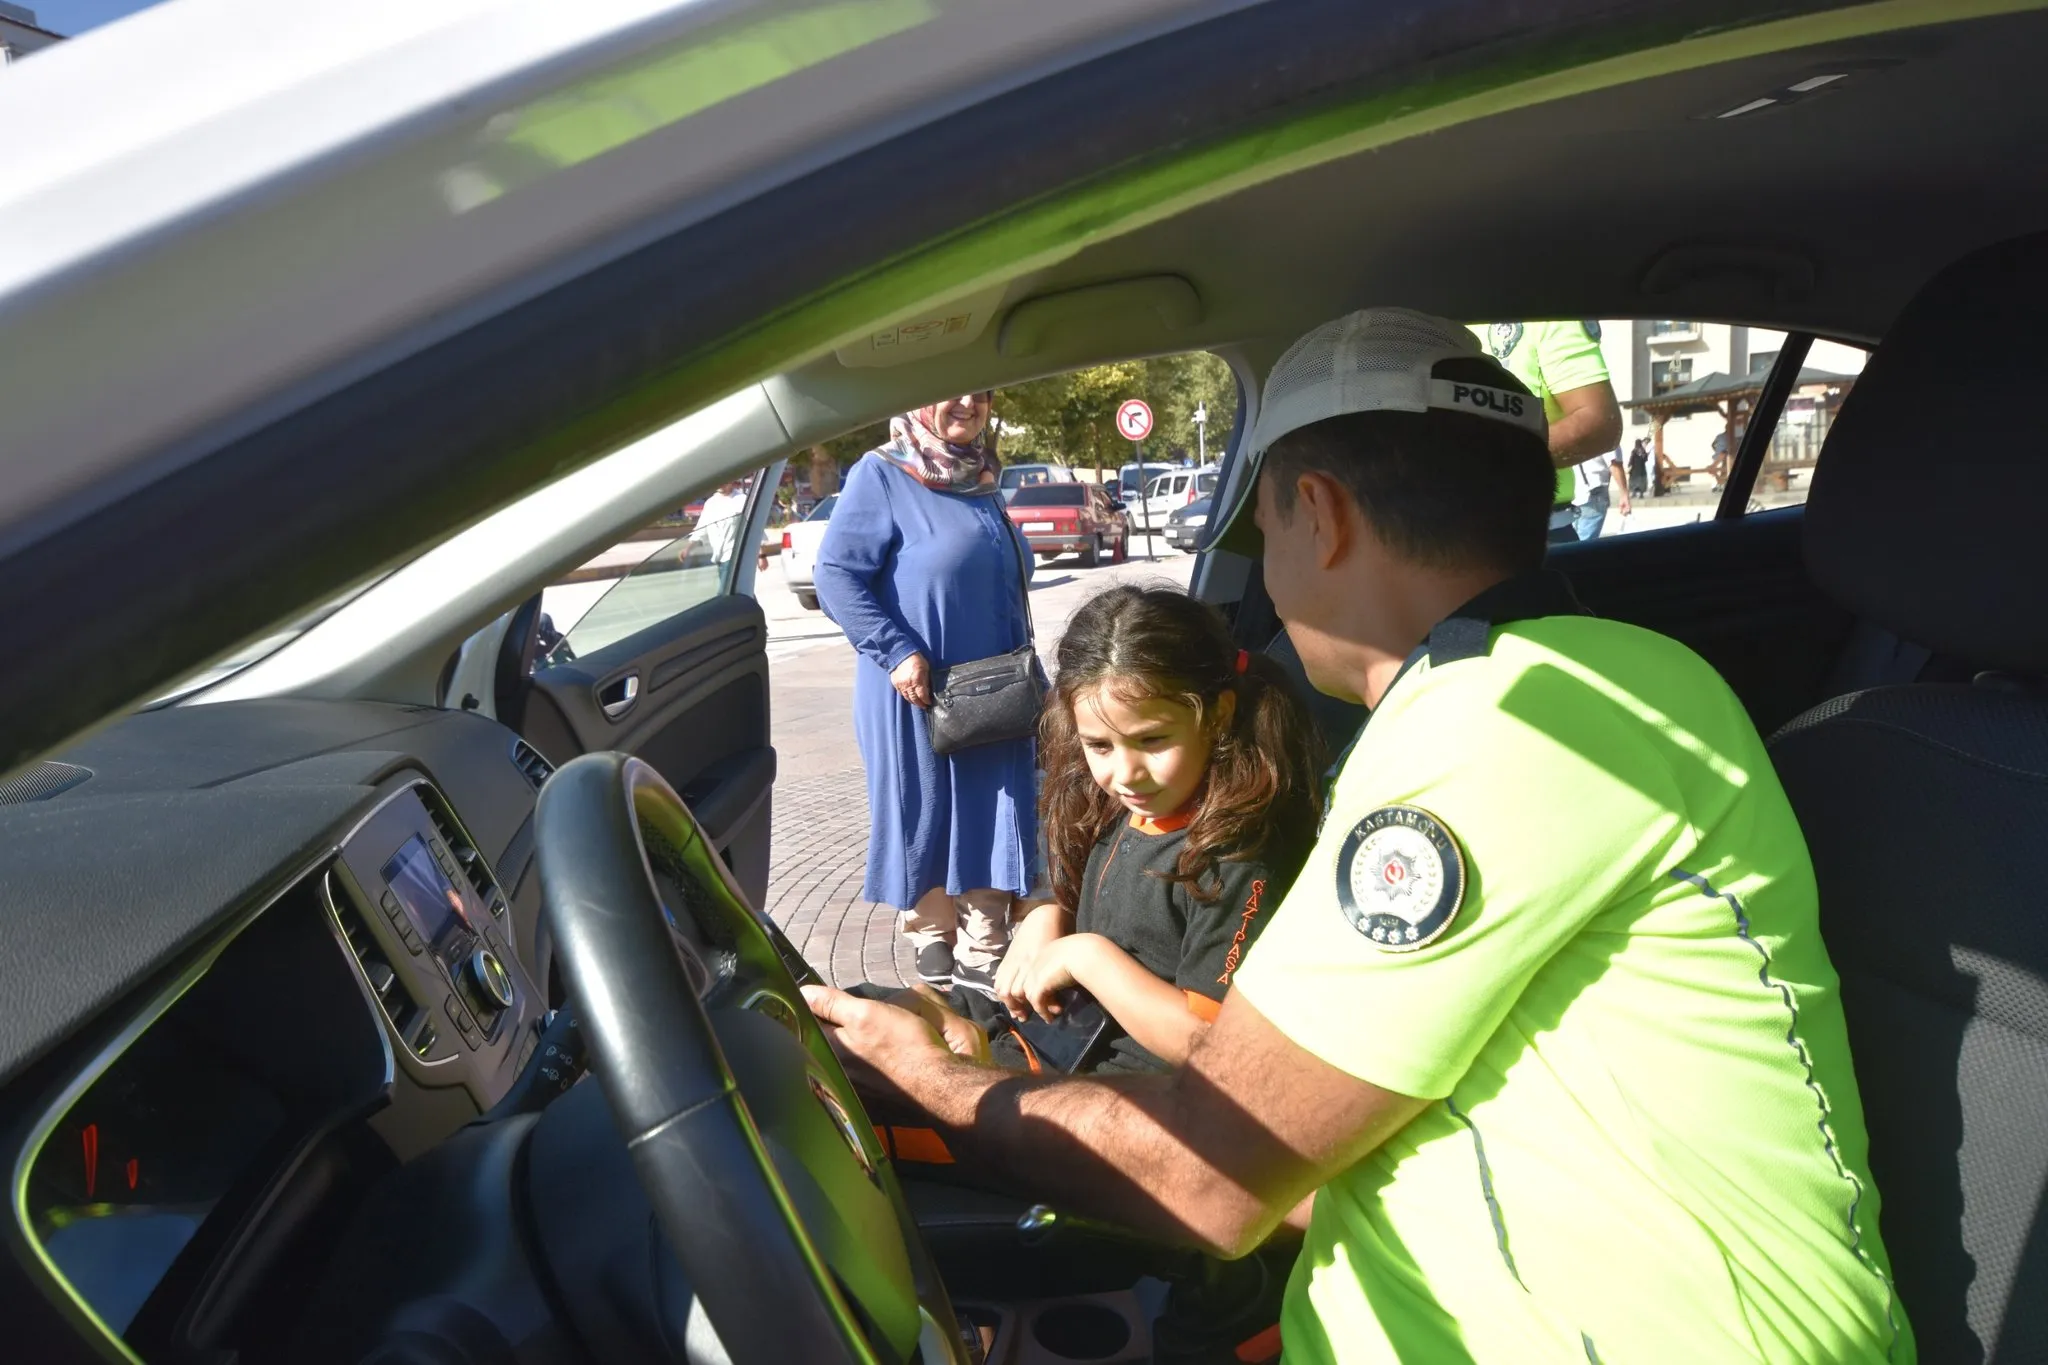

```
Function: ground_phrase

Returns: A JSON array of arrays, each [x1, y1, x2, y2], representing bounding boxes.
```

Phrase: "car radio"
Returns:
[[327, 782, 541, 1100]]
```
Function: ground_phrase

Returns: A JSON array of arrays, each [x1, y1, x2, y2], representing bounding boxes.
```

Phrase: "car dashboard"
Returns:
[[0, 699, 557, 1365]]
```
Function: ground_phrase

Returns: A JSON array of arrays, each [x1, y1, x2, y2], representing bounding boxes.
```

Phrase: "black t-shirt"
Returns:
[[1075, 815, 1309, 1074]]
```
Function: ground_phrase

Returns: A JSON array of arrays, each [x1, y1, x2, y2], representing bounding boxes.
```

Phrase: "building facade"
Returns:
[[1597, 318, 1867, 491], [0, 3, 62, 63]]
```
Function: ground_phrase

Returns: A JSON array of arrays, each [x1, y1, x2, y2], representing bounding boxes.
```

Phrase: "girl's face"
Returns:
[[1071, 682, 1233, 820]]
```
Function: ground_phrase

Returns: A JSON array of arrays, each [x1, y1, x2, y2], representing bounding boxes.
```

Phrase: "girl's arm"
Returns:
[[813, 458, 925, 672], [994, 899, 1070, 1020], [1016, 933, 1208, 1066]]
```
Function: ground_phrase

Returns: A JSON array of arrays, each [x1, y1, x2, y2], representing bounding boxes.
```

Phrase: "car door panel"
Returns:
[[526, 594, 775, 905], [1552, 507, 1853, 737]]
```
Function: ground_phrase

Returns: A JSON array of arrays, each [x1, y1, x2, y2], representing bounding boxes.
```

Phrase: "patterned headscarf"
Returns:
[[875, 396, 998, 493]]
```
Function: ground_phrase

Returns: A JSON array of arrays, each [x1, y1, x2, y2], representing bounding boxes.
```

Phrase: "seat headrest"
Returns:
[[1805, 231, 2048, 674]]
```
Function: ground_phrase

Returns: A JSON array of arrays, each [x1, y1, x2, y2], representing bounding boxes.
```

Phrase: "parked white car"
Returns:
[[1135, 465, 1218, 525], [779, 494, 837, 610]]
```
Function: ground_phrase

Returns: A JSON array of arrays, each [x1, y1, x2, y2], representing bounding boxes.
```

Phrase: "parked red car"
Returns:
[[1005, 483, 1128, 566]]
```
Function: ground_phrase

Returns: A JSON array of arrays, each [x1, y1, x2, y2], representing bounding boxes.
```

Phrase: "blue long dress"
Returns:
[[814, 453, 1037, 909]]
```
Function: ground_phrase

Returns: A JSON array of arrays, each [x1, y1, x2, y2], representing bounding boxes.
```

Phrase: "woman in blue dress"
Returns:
[[814, 394, 1037, 995]]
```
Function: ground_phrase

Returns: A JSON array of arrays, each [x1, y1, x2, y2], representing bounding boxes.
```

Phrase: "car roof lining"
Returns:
[[770, 5, 2048, 440], [214, 4, 2048, 712]]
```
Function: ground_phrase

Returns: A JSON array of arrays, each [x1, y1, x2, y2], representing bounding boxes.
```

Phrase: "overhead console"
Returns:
[[326, 782, 545, 1108]]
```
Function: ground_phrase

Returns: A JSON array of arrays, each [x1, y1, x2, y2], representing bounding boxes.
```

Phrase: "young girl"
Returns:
[[990, 584, 1326, 1074]]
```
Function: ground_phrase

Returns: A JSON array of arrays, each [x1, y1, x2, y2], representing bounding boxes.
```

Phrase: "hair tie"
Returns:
[[1234, 649, 1250, 676]]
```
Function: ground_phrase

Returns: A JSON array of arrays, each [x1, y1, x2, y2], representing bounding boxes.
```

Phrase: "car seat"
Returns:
[[1768, 231, 2048, 1363]]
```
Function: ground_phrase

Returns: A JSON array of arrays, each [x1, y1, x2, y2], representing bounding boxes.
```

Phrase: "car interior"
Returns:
[[3, 2, 2047, 1363]]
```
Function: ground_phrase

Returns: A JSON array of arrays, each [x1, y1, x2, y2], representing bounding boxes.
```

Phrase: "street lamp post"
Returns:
[[1194, 402, 1207, 466]]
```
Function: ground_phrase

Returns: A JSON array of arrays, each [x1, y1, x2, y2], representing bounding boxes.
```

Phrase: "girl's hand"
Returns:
[[1016, 934, 1105, 1022], [996, 901, 1070, 1019], [890, 653, 932, 707]]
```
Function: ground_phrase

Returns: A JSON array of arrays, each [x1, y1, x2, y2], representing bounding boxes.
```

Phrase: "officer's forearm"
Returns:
[[889, 1054, 1278, 1258]]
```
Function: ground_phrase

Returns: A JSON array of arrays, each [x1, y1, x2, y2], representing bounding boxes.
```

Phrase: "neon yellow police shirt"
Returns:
[[1233, 583, 1910, 1365], [1470, 321, 1610, 506]]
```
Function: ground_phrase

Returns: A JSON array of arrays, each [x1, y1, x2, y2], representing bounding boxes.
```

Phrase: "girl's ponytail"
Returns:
[[1185, 648, 1325, 892]]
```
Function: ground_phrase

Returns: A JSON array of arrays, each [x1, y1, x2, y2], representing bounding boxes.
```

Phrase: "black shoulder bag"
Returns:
[[927, 518, 1048, 757]]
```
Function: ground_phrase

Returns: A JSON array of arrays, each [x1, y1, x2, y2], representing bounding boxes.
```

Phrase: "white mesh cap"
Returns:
[[1210, 307, 1547, 556]]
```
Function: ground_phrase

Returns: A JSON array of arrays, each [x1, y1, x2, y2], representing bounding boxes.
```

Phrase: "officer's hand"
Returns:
[[803, 984, 957, 1105], [883, 984, 991, 1064]]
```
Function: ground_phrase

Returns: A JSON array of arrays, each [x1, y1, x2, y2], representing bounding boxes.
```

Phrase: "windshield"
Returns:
[[1119, 465, 1168, 493], [806, 494, 838, 521], [1000, 465, 1055, 488], [1010, 485, 1085, 507]]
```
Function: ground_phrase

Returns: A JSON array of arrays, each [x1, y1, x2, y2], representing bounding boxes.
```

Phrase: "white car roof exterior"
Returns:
[[0, 0, 1251, 548]]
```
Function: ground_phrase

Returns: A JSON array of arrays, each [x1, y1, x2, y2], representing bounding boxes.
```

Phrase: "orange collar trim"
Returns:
[[1129, 809, 1196, 835]]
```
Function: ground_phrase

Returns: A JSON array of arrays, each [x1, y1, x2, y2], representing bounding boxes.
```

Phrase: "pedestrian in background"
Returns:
[[1471, 320, 1622, 542], [1570, 445, 1631, 541], [814, 394, 1038, 996], [1627, 437, 1650, 498]]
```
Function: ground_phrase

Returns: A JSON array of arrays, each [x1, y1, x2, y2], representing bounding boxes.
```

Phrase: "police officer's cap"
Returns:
[[1208, 308, 1548, 558]]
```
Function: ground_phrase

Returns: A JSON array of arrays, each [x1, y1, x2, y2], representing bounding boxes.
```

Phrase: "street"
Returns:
[[759, 533, 1197, 987]]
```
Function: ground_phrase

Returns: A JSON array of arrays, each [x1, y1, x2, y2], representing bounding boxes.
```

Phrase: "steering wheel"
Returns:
[[535, 751, 967, 1364]]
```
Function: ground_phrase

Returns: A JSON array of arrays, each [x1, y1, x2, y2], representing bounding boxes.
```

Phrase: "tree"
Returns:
[[805, 351, 1241, 478], [992, 352, 1238, 472]]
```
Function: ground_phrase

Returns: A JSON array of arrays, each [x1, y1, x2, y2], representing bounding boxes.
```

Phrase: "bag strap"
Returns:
[[998, 513, 1036, 642]]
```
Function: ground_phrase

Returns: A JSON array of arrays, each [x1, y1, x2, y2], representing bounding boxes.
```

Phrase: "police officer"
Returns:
[[1471, 320, 1622, 542], [804, 309, 1909, 1364]]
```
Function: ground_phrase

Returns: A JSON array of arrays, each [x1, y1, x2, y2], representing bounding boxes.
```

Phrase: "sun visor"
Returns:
[[834, 286, 1007, 368]]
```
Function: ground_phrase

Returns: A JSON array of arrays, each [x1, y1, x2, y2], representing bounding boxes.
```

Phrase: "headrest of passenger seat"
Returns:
[[1806, 231, 2048, 674]]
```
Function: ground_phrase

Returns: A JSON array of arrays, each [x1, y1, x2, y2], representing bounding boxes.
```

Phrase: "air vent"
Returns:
[[417, 785, 508, 920], [324, 873, 431, 1053], [0, 761, 91, 804], [510, 738, 554, 792]]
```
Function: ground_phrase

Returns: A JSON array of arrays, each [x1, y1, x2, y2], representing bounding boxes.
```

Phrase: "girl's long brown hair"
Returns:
[[1039, 585, 1326, 907]]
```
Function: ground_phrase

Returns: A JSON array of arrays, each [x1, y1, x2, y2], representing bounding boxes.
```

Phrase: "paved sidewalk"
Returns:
[[761, 549, 1197, 989]]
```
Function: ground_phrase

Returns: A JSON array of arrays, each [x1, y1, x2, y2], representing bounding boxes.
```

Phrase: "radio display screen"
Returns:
[[382, 835, 476, 965]]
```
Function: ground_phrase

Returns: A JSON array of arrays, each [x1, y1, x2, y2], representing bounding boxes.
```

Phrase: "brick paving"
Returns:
[[759, 546, 1196, 989]]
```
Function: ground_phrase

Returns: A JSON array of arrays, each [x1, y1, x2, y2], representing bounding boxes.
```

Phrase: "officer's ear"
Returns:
[[1291, 470, 1357, 571]]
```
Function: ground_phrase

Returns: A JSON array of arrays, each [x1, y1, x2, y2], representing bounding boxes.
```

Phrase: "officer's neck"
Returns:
[[1352, 561, 1510, 709]]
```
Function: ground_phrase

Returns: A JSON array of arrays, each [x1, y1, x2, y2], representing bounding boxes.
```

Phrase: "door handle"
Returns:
[[598, 673, 640, 721]]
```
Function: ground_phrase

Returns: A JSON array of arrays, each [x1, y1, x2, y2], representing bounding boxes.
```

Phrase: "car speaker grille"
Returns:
[[510, 738, 554, 792], [0, 761, 92, 805]]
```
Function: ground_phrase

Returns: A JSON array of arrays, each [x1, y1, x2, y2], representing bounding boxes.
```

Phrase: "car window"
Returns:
[[1472, 319, 1868, 540], [805, 494, 838, 521], [1010, 484, 1087, 506], [1734, 338, 1868, 513], [538, 471, 762, 663], [1198, 471, 1218, 495]]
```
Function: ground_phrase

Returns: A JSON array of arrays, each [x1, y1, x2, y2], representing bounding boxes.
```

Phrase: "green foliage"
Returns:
[[815, 352, 1240, 473], [995, 352, 1238, 470]]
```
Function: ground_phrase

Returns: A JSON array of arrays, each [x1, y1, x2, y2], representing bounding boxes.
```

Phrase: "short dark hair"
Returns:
[[1262, 357, 1553, 574]]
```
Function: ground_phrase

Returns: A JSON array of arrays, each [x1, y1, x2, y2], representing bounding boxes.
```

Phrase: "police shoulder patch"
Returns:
[[1581, 319, 1603, 342], [1335, 805, 1466, 951], [1487, 322, 1523, 360]]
